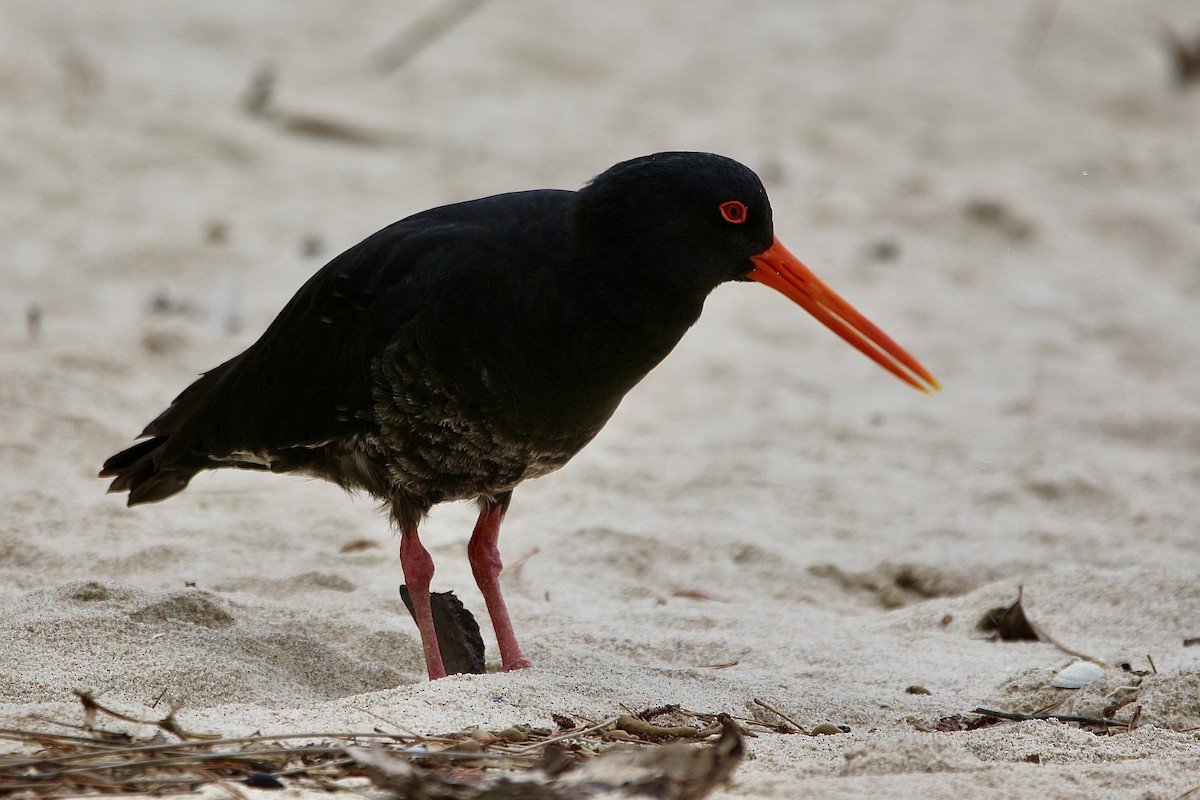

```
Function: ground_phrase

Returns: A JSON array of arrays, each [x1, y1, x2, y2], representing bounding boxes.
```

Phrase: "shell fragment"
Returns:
[[1050, 661, 1104, 689]]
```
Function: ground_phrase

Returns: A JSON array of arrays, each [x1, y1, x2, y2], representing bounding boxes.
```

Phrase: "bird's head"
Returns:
[[576, 152, 940, 393], [576, 151, 775, 288]]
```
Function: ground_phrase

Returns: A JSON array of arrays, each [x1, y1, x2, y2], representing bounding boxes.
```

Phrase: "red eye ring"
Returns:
[[719, 200, 747, 224]]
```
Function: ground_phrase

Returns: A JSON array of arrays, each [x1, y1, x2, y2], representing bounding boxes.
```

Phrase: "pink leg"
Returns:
[[400, 526, 447, 680], [468, 495, 532, 671]]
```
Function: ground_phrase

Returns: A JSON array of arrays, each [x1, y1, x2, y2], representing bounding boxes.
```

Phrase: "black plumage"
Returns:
[[102, 152, 937, 680]]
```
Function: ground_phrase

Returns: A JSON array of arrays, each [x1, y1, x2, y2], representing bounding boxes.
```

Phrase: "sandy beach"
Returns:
[[3, 1, 1200, 797]]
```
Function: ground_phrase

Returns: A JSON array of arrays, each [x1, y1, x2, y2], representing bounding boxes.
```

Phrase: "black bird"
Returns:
[[101, 152, 939, 680]]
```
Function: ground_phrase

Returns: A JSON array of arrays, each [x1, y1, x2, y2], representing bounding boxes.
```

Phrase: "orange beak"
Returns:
[[749, 237, 940, 393]]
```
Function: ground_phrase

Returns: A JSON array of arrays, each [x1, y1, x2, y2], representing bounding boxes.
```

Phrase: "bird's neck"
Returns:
[[554, 245, 709, 398]]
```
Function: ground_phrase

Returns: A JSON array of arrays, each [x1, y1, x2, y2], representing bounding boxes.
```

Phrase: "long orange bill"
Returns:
[[749, 237, 941, 394]]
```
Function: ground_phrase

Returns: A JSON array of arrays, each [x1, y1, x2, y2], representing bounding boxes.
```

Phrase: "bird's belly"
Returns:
[[392, 432, 569, 498], [366, 341, 611, 506], [364, 403, 591, 506]]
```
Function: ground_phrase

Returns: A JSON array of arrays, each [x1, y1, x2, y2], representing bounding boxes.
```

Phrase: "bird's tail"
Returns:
[[100, 355, 246, 506], [100, 436, 200, 506]]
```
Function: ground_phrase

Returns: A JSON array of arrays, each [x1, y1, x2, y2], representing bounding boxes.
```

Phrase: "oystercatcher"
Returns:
[[102, 152, 939, 680]]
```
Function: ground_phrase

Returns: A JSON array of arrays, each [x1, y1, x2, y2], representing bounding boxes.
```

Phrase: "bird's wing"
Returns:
[[149, 230, 431, 463], [145, 191, 573, 465]]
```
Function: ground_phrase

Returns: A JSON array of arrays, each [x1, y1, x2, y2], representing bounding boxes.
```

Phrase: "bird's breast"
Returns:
[[365, 333, 606, 505]]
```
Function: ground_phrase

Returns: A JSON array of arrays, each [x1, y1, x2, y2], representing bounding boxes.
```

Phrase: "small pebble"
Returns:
[[497, 726, 527, 743]]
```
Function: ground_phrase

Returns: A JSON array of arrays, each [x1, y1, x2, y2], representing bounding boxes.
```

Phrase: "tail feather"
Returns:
[[100, 436, 199, 506], [101, 355, 246, 506]]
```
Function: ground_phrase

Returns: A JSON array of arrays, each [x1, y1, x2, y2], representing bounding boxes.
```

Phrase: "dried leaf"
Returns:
[[977, 588, 1040, 642]]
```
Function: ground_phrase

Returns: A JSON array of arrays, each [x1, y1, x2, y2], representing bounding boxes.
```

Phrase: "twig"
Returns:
[[505, 547, 540, 583], [350, 705, 424, 739], [751, 698, 805, 733], [509, 717, 620, 755], [676, 707, 777, 737], [1028, 695, 1068, 718], [615, 716, 702, 741], [44, 745, 510, 777], [0, 727, 138, 751], [370, 0, 489, 73], [1, 705, 753, 797], [1026, 620, 1107, 666], [74, 689, 219, 741], [973, 707, 1129, 728], [0, 730, 414, 770]]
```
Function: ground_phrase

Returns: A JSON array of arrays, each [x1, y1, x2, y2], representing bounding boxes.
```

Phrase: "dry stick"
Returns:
[[973, 707, 1129, 728], [1173, 784, 1200, 800], [0, 727, 145, 751], [678, 707, 775, 736], [73, 690, 217, 741], [350, 705, 426, 740], [509, 717, 621, 755], [27, 713, 120, 735], [26, 746, 371, 777], [1027, 619, 1107, 667], [615, 716, 701, 741], [4, 707, 733, 793], [504, 546, 540, 582], [1028, 695, 1069, 718], [751, 698, 806, 733], [625, 707, 726, 739], [149, 688, 170, 709], [0, 731, 417, 771], [12, 743, 514, 788], [371, 0, 489, 73]]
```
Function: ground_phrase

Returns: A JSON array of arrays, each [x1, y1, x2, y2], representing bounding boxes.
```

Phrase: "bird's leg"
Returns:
[[399, 526, 447, 680], [468, 492, 532, 671]]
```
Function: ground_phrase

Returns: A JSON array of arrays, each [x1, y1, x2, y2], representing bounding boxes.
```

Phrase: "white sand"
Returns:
[[3, 1, 1200, 797]]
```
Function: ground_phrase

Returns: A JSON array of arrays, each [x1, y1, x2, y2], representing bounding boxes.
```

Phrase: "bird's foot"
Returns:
[[503, 656, 532, 672]]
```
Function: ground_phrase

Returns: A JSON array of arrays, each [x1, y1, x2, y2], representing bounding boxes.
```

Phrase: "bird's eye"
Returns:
[[719, 200, 747, 224]]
